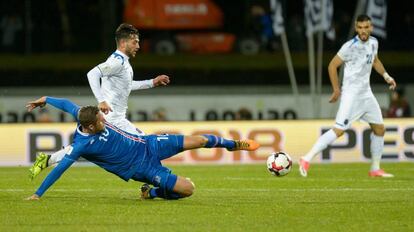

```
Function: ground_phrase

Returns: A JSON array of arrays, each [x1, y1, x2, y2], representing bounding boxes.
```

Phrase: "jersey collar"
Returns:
[[355, 35, 369, 44], [115, 50, 129, 60], [77, 125, 91, 137]]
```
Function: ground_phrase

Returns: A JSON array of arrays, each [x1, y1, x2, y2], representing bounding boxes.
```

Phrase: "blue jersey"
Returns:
[[35, 97, 150, 197]]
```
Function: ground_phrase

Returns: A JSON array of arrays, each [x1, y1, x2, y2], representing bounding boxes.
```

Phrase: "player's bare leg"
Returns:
[[141, 176, 195, 200], [183, 135, 260, 151]]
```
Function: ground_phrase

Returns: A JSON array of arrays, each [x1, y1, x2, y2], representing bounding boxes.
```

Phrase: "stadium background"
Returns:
[[1, 1, 414, 231], [0, 0, 413, 165]]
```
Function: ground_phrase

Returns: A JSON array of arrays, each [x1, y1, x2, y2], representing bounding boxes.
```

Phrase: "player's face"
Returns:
[[125, 34, 140, 58], [355, 20, 372, 41], [93, 112, 106, 133]]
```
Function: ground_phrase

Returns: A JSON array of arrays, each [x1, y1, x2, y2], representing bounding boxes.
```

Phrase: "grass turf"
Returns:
[[1, 163, 413, 232]]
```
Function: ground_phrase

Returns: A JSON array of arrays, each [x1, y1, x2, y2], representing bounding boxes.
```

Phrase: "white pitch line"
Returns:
[[222, 177, 408, 182], [203, 188, 414, 192], [1, 188, 414, 192]]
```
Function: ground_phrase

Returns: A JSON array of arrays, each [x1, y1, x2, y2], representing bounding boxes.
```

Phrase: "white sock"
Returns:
[[370, 133, 384, 171], [303, 129, 338, 162], [48, 146, 72, 166]]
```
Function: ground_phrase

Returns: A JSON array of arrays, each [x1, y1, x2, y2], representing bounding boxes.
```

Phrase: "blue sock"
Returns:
[[149, 187, 182, 200], [203, 134, 235, 150], [165, 191, 182, 200], [149, 187, 162, 198]]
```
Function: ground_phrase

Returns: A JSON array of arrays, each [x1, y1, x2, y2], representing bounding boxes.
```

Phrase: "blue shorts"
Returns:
[[131, 134, 184, 191]]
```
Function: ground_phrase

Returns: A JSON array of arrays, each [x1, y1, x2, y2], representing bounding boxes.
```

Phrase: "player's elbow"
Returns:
[[328, 62, 337, 73], [87, 67, 102, 81]]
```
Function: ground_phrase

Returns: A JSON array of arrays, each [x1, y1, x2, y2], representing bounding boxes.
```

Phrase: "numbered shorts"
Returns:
[[131, 134, 184, 191], [334, 94, 383, 130]]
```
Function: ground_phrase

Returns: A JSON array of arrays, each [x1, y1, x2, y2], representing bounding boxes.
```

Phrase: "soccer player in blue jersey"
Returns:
[[25, 96, 260, 200]]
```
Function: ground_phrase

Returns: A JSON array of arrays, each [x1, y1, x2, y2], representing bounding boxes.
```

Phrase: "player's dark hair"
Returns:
[[356, 14, 371, 22], [115, 23, 139, 45], [78, 106, 100, 128]]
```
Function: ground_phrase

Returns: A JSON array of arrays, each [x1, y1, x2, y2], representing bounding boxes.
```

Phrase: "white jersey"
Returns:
[[337, 36, 378, 97], [334, 36, 383, 129], [97, 51, 134, 117], [88, 50, 153, 135]]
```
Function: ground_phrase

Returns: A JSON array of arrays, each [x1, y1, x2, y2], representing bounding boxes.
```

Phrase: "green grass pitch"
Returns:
[[1, 163, 413, 232]]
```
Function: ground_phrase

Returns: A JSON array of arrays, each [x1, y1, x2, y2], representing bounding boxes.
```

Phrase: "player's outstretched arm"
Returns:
[[373, 56, 396, 90], [131, 75, 170, 90], [29, 155, 77, 199], [27, 96, 80, 120], [327, 55, 343, 103], [26, 96, 47, 112]]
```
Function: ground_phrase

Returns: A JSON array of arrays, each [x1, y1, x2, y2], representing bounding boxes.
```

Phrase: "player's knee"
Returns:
[[372, 126, 385, 136], [181, 178, 195, 197], [333, 128, 345, 137], [197, 135, 208, 147]]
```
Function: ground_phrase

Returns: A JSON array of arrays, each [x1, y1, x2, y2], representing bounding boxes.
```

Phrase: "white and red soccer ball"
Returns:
[[266, 151, 292, 177]]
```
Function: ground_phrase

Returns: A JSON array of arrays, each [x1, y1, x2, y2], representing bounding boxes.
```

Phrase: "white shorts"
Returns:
[[334, 93, 383, 130], [104, 113, 145, 136]]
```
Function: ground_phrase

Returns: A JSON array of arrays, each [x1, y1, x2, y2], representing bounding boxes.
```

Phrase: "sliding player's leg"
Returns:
[[184, 134, 260, 151], [141, 175, 194, 200], [139, 134, 260, 199], [29, 146, 72, 180]]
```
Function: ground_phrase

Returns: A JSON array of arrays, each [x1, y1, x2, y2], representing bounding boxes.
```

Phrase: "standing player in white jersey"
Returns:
[[29, 23, 170, 179], [299, 15, 397, 178]]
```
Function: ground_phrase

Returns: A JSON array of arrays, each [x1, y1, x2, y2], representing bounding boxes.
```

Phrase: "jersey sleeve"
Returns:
[[96, 57, 123, 77], [374, 40, 379, 56], [337, 42, 351, 62], [87, 67, 105, 103], [46, 97, 80, 120], [131, 79, 154, 90], [34, 146, 82, 197]]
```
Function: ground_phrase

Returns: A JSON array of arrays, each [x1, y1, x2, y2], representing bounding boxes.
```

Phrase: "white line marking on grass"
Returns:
[[223, 177, 409, 182], [204, 187, 414, 192], [2, 188, 414, 192]]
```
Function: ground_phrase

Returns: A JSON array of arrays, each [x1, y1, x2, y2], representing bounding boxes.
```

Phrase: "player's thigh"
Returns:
[[148, 134, 184, 160], [334, 95, 362, 130], [361, 97, 384, 125]]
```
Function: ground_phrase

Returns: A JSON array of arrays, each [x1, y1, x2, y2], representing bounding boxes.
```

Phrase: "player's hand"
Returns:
[[25, 194, 40, 201], [329, 90, 341, 103], [386, 76, 397, 90], [26, 97, 47, 112], [153, 75, 170, 87], [98, 101, 112, 114]]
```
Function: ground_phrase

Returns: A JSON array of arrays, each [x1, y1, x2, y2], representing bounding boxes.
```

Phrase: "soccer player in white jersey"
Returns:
[[299, 15, 397, 178], [29, 23, 170, 179]]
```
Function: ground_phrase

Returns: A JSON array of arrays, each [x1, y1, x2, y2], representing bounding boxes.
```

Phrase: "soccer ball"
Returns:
[[266, 151, 292, 177]]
